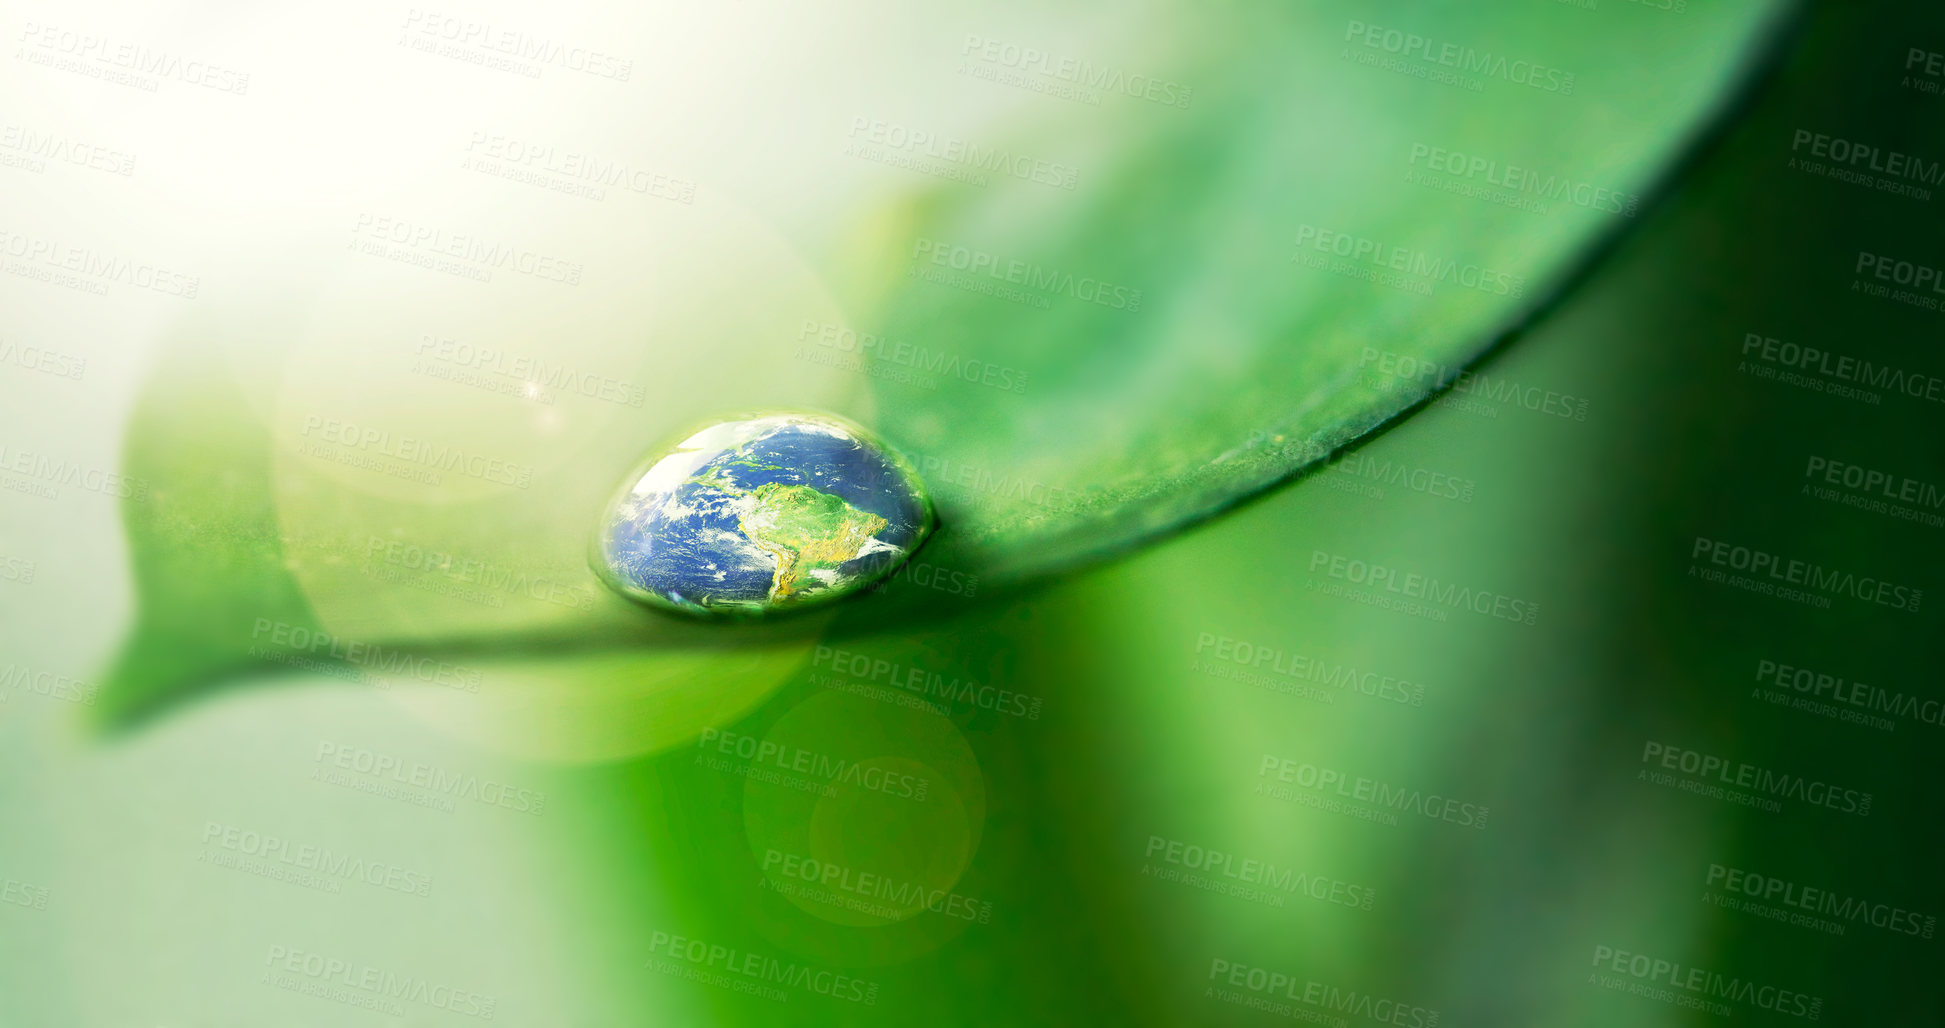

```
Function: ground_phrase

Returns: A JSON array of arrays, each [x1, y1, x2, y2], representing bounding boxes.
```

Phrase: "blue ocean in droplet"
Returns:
[[595, 413, 931, 614]]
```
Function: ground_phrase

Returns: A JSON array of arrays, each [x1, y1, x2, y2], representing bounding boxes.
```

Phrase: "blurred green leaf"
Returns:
[[858, 2, 1795, 580], [99, 0, 1792, 736]]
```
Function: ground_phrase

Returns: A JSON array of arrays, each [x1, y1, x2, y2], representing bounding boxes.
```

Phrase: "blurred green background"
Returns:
[[3, 0, 1941, 1025]]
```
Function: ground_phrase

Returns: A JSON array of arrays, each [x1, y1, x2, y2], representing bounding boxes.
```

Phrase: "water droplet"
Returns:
[[592, 412, 934, 615]]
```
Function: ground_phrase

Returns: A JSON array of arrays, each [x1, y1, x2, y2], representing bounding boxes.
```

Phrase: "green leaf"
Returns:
[[97, 0, 1795, 735], [852, 2, 1798, 581]]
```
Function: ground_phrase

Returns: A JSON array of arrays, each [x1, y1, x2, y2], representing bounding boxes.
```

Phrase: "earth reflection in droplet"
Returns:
[[593, 412, 933, 615]]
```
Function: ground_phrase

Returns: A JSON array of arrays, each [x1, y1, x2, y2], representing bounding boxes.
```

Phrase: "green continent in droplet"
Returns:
[[737, 482, 890, 603]]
